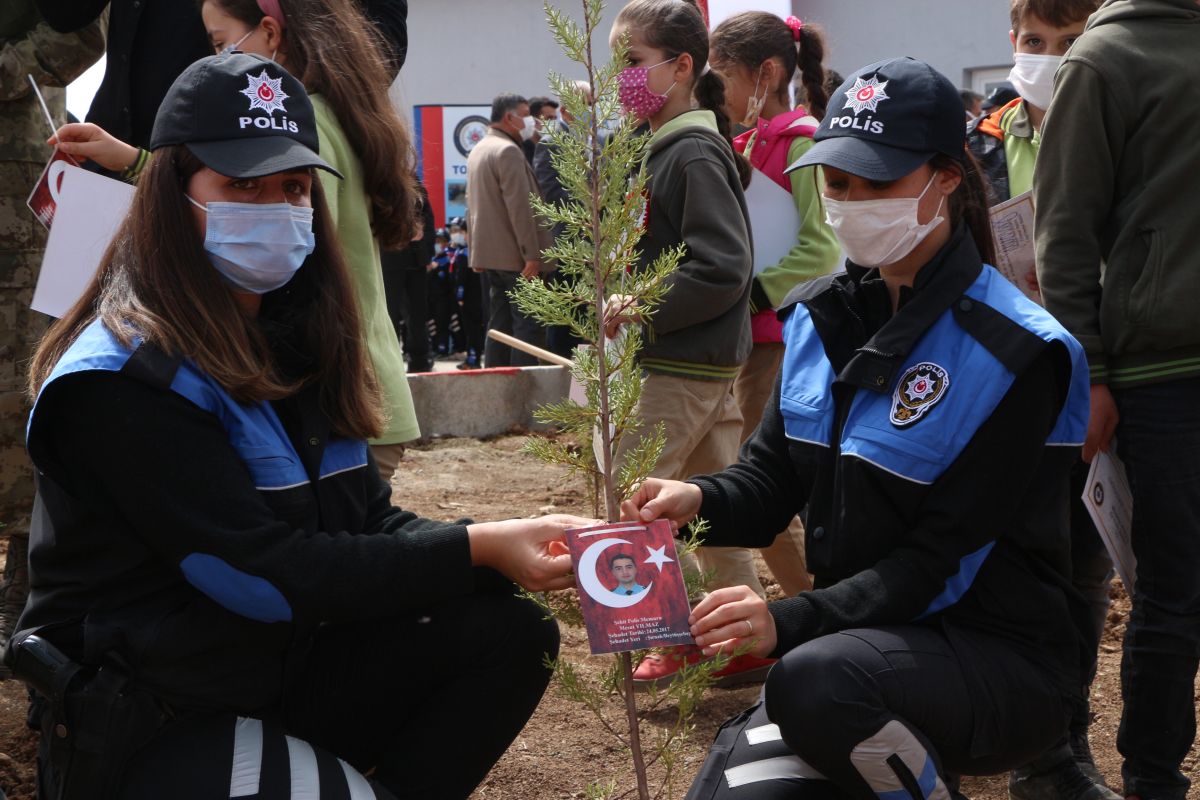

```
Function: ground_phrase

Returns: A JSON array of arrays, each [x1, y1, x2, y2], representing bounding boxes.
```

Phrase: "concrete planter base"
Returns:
[[407, 365, 570, 439]]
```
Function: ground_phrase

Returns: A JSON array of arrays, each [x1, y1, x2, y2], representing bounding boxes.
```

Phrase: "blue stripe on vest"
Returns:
[[179, 553, 292, 623], [962, 267, 1090, 447], [319, 438, 369, 481], [779, 303, 836, 448], [839, 307, 1011, 485], [916, 541, 995, 619]]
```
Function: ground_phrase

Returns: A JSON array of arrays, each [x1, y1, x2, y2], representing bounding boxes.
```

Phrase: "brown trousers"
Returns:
[[618, 371, 765, 599]]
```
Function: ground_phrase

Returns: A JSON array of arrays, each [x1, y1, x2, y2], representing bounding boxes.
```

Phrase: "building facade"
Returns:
[[392, 0, 1018, 119]]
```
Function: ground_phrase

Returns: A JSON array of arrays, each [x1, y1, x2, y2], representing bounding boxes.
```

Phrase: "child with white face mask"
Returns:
[[967, 0, 1099, 205], [627, 56, 1095, 800], [969, 10, 1120, 794]]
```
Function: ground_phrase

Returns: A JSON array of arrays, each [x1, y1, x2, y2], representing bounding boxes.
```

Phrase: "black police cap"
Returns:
[[150, 52, 341, 179], [788, 57, 965, 182]]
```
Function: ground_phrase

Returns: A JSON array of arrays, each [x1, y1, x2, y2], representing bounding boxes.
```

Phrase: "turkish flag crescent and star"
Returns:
[[566, 519, 694, 655]]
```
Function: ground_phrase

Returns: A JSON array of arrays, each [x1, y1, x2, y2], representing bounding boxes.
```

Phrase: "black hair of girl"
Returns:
[[931, 149, 997, 266], [710, 11, 830, 121], [615, 0, 751, 188]]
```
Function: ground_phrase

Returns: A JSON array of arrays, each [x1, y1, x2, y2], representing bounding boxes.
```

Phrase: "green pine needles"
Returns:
[[511, 3, 737, 798], [512, 0, 683, 523]]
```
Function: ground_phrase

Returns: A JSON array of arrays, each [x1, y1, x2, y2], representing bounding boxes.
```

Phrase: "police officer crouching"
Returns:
[[623, 57, 1094, 800], [7, 52, 585, 800]]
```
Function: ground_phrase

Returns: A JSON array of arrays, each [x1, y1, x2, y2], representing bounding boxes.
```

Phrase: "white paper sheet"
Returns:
[[744, 167, 801, 276], [32, 164, 135, 318], [988, 190, 1042, 305], [1082, 445, 1136, 591]]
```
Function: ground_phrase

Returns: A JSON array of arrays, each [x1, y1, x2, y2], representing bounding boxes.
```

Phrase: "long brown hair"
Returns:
[[28, 146, 384, 439], [710, 12, 830, 121], [932, 150, 997, 266], [615, 0, 751, 187], [203, 0, 417, 248]]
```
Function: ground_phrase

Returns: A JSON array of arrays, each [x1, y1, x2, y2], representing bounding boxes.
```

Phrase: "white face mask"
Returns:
[[824, 174, 946, 268], [517, 115, 538, 141], [1007, 53, 1061, 111]]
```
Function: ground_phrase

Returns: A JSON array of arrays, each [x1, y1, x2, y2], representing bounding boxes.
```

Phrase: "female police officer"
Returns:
[[624, 58, 1092, 800], [13, 53, 587, 799]]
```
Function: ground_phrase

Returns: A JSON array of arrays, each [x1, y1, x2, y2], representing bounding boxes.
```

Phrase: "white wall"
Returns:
[[392, 0, 1017, 119], [792, 0, 1015, 88], [391, 0, 621, 119]]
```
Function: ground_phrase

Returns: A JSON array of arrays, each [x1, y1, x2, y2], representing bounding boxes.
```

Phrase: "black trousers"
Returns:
[[687, 625, 1068, 800], [114, 591, 558, 799], [458, 272, 486, 363], [427, 272, 457, 353], [1113, 377, 1200, 800], [382, 267, 431, 370], [482, 270, 544, 368]]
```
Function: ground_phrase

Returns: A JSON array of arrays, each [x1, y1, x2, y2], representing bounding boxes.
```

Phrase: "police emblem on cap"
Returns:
[[844, 75, 890, 114], [891, 362, 949, 427], [241, 69, 289, 115]]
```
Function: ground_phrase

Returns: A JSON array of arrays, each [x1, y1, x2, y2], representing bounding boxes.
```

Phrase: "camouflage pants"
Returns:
[[0, 160, 51, 539]]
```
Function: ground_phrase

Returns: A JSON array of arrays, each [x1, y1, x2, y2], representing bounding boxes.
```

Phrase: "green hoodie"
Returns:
[[1034, 0, 1200, 387]]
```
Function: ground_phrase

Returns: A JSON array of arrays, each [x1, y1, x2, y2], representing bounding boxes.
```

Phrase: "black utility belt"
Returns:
[[11, 635, 171, 800]]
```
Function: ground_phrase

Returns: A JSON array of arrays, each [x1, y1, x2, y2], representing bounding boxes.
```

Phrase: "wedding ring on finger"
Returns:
[[744, 619, 753, 637]]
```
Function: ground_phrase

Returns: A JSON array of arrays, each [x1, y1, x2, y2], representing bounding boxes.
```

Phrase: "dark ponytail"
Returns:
[[710, 12, 830, 121], [931, 150, 996, 265], [796, 27, 828, 121], [693, 68, 751, 187], [615, 0, 750, 187]]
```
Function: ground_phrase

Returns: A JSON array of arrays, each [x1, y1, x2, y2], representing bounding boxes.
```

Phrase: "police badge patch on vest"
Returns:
[[891, 362, 950, 427]]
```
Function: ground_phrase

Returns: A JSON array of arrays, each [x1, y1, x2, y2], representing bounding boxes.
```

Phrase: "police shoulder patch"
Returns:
[[891, 362, 950, 427]]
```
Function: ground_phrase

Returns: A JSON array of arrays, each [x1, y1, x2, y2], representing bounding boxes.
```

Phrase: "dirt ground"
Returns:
[[0, 433, 1196, 799]]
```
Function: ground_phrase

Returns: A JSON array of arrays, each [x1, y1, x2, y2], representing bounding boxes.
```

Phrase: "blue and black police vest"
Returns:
[[28, 319, 370, 624], [779, 264, 1090, 616]]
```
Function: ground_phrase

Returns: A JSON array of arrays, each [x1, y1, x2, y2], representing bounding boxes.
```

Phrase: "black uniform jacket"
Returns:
[[690, 228, 1093, 756], [17, 320, 482, 714]]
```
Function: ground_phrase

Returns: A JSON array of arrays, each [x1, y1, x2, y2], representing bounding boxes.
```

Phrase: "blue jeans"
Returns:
[[1113, 377, 1200, 800]]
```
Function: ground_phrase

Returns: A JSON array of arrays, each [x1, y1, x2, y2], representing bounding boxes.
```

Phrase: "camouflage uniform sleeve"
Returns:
[[0, 11, 106, 102]]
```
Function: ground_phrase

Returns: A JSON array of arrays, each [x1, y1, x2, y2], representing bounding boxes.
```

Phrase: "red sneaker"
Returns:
[[631, 646, 776, 690], [711, 653, 778, 687]]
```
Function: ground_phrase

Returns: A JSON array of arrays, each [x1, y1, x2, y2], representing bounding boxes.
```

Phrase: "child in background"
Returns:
[[967, 0, 1098, 204], [427, 227, 456, 356], [53, 0, 423, 484], [448, 217, 484, 370], [1036, 1, 1200, 796], [967, 4, 1115, 798], [710, 12, 841, 599], [606, 0, 762, 688]]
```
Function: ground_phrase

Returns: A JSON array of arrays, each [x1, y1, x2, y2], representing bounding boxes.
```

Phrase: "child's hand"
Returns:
[[603, 293, 642, 339], [49, 123, 140, 173]]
